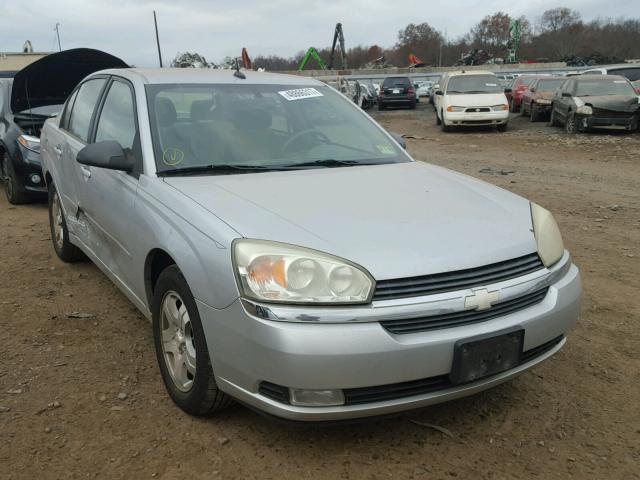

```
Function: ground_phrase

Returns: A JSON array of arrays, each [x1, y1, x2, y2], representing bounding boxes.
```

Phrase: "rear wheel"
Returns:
[[48, 183, 83, 262], [152, 265, 232, 416], [520, 102, 527, 116], [3, 153, 29, 205]]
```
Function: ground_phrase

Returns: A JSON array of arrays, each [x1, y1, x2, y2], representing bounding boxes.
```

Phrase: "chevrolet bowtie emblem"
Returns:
[[464, 288, 500, 311]]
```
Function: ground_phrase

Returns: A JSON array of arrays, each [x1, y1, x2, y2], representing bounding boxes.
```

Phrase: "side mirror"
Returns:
[[77, 141, 133, 172], [435, 90, 443, 96], [389, 132, 406, 150], [562, 92, 572, 97], [529, 87, 536, 93], [504, 88, 512, 94]]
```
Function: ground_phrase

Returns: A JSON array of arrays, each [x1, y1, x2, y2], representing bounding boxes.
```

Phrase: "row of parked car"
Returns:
[[0, 48, 582, 423]]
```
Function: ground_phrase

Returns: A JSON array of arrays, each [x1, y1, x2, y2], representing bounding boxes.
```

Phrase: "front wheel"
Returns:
[[565, 112, 579, 134], [48, 183, 83, 262], [530, 103, 540, 122], [497, 123, 508, 132], [3, 153, 29, 205], [549, 107, 561, 127], [440, 113, 451, 132], [152, 265, 232, 416]]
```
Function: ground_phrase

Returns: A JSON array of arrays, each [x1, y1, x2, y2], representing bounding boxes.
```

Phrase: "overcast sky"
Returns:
[[1, 0, 638, 67]]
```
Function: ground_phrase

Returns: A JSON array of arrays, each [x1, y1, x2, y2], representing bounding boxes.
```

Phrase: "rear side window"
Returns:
[[59, 89, 79, 130], [95, 81, 137, 150], [610, 68, 640, 82], [67, 78, 106, 142]]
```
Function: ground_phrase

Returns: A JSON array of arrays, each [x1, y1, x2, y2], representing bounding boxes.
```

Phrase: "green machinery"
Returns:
[[298, 47, 328, 71], [507, 19, 521, 64], [298, 23, 347, 71]]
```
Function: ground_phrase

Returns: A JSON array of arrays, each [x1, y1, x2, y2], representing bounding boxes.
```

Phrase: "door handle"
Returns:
[[53, 144, 63, 156], [80, 165, 92, 179]]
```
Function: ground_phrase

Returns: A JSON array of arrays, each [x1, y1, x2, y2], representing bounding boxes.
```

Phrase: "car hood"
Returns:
[[576, 95, 640, 112], [537, 91, 555, 101], [164, 162, 537, 280], [11, 48, 127, 113], [446, 93, 508, 107]]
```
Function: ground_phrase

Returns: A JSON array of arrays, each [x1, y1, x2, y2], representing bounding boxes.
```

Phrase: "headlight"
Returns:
[[446, 106, 465, 112], [233, 239, 374, 304], [18, 134, 41, 153], [530, 203, 564, 267], [536, 99, 551, 105], [491, 104, 509, 111], [576, 105, 593, 115]]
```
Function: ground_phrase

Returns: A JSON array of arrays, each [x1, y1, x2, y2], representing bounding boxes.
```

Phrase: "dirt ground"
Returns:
[[1, 102, 639, 480]]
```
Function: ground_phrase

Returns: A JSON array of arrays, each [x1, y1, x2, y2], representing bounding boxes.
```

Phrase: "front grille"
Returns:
[[465, 107, 490, 112], [342, 335, 564, 405], [380, 288, 549, 335], [373, 253, 544, 301], [592, 108, 634, 119]]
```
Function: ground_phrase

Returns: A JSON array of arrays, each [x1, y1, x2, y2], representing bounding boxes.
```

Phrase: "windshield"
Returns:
[[575, 79, 636, 96], [446, 75, 503, 94], [146, 83, 410, 174], [383, 77, 410, 88], [536, 79, 565, 91]]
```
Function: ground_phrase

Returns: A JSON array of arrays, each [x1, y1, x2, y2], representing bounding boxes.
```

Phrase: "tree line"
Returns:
[[250, 7, 640, 70]]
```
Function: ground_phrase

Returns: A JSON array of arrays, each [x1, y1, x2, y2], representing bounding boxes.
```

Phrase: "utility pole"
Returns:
[[54, 23, 62, 51], [153, 11, 163, 67]]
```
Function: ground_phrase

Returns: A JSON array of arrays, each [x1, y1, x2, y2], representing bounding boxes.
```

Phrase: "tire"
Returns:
[[530, 103, 540, 122], [409, 101, 416, 110], [3, 153, 29, 205], [497, 123, 508, 132], [436, 111, 442, 125], [549, 107, 561, 127], [520, 101, 527, 116], [565, 112, 579, 134], [510, 99, 518, 113], [378, 102, 385, 111], [152, 265, 232, 416], [440, 112, 450, 132], [48, 183, 84, 262]]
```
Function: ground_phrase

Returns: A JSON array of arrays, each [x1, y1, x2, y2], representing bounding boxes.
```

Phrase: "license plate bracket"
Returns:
[[450, 328, 524, 385]]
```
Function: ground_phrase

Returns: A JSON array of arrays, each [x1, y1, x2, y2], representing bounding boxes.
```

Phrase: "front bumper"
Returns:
[[580, 115, 638, 131], [14, 148, 46, 193], [444, 110, 509, 126], [199, 253, 581, 421]]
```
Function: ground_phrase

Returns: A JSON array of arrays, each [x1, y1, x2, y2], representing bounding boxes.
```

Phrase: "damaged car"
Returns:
[[520, 77, 566, 122], [550, 75, 640, 134], [41, 69, 581, 422], [0, 48, 126, 204]]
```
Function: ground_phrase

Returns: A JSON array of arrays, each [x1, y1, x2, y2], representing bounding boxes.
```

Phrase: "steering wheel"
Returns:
[[281, 130, 331, 155]]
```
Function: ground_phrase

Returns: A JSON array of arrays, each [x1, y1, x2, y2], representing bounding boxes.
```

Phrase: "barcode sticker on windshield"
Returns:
[[278, 88, 323, 101]]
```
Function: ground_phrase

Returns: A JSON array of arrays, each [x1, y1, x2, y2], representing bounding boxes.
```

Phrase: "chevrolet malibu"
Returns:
[[40, 69, 581, 421]]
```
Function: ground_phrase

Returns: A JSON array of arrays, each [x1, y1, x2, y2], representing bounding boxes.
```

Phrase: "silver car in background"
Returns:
[[40, 69, 581, 421]]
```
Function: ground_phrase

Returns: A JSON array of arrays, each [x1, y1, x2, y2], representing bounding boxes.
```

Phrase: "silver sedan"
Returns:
[[40, 69, 581, 421]]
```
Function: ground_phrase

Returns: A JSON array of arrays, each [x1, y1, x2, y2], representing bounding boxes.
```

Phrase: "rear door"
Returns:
[[58, 77, 108, 242], [76, 77, 142, 288], [555, 79, 574, 119]]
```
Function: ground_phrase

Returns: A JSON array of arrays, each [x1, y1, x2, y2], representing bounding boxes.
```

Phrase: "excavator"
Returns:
[[299, 22, 347, 71]]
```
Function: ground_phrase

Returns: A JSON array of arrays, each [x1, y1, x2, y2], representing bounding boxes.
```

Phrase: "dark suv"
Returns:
[[0, 48, 126, 204], [378, 77, 416, 110]]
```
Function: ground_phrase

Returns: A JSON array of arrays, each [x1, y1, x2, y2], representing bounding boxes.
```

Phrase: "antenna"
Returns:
[[153, 11, 163, 67], [54, 23, 62, 51]]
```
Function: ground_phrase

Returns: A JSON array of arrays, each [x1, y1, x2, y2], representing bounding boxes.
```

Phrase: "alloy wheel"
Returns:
[[160, 291, 197, 392], [51, 191, 65, 250]]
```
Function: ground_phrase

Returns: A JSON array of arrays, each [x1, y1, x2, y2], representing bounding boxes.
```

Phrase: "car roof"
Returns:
[[96, 68, 324, 86], [575, 74, 629, 81], [447, 70, 496, 77]]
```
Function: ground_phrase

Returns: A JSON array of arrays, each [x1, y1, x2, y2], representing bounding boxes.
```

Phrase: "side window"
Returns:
[[59, 88, 79, 130], [68, 78, 106, 142], [95, 81, 137, 151]]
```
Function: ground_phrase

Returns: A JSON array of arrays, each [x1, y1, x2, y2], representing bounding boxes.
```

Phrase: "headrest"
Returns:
[[191, 99, 215, 122], [233, 108, 272, 131], [155, 97, 177, 127]]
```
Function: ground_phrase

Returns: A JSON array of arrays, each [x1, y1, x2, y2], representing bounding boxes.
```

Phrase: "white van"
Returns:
[[582, 64, 640, 82], [434, 71, 510, 132]]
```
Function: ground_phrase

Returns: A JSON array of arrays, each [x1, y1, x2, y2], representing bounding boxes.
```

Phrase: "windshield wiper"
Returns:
[[158, 164, 281, 176], [280, 159, 376, 169]]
